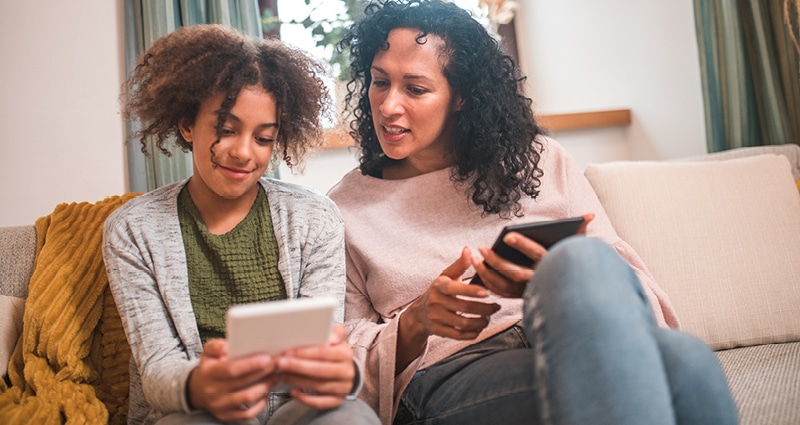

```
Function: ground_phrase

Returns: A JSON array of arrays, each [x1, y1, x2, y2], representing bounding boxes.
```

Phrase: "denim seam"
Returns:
[[528, 282, 553, 425]]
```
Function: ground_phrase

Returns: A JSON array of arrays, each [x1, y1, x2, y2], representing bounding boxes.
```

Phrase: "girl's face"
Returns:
[[179, 86, 278, 210], [369, 27, 463, 177]]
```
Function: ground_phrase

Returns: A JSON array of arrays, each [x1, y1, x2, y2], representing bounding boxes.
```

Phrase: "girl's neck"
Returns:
[[186, 179, 260, 235]]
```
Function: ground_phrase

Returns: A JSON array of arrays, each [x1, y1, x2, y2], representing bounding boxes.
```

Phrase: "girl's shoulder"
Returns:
[[259, 178, 343, 226]]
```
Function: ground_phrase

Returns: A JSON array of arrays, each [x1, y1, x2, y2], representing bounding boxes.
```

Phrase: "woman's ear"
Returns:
[[178, 118, 193, 142], [454, 94, 465, 112]]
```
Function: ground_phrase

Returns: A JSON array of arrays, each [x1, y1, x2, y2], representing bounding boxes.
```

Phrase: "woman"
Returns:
[[102, 24, 379, 425], [329, 1, 738, 424]]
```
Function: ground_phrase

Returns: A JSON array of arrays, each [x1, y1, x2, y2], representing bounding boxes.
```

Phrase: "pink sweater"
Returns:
[[327, 138, 679, 424]]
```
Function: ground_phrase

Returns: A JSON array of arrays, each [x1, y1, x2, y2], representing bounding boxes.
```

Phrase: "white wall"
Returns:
[[0, 1, 127, 227], [516, 0, 708, 168], [282, 0, 709, 192], [0, 0, 707, 225]]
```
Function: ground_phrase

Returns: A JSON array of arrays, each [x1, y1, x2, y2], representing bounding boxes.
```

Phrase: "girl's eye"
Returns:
[[256, 137, 275, 145], [219, 128, 234, 136]]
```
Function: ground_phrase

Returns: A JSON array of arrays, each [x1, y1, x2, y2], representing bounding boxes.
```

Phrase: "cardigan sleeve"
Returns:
[[102, 207, 199, 415]]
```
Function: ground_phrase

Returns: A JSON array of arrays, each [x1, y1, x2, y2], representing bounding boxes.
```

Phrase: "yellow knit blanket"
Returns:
[[0, 194, 139, 425]]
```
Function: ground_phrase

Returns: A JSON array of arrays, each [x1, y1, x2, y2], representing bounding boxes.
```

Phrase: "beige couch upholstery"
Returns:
[[1, 144, 799, 424], [585, 143, 800, 425]]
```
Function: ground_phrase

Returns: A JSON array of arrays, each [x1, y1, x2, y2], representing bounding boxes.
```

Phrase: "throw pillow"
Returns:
[[584, 154, 800, 350], [0, 295, 24, 378]]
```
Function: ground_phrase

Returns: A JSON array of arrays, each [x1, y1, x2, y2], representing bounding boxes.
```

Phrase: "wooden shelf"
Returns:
[[323, 108, 632, 148], [537, 109, 632, 132]]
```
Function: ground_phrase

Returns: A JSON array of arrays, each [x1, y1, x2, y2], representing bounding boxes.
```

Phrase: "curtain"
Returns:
[[694, 0, 800, 153], [124, 0, 268, 192]]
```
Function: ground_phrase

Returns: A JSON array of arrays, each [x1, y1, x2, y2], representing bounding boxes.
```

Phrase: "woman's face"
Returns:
[[369, 27, 463, 176], [179, 86, 278, 209]]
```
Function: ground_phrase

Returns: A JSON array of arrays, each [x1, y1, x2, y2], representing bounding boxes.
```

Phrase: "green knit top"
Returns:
[[178, 186, 286, 343]]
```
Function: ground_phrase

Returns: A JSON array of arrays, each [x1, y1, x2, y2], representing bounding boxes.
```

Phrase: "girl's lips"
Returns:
[[219, 165, 251, 179]]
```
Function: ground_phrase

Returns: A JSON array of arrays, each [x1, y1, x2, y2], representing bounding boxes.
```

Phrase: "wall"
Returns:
[[0, 1, 707, 226], [0, 1, 127, 227], [516, 0, 708, 168], [280, 0, 708, 192]]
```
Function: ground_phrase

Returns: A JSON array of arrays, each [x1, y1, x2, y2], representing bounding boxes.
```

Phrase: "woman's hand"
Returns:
[[396, 247, 501, 372], [273, 324, 356, 410], [187, 339, 277, 422], [474, 213, 595, 298]]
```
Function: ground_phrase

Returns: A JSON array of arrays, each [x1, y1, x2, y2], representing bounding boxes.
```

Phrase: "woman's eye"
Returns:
[[371, 79, 388, 88], [408, 86, 426, 95]]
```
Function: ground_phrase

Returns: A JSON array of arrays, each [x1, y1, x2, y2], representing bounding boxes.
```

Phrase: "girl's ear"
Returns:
[[178, 118, 193, 142]]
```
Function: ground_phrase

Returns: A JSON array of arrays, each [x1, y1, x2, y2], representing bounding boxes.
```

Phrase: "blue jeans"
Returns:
[[157, 398, 379, 425], [394, 237, 738, 425]]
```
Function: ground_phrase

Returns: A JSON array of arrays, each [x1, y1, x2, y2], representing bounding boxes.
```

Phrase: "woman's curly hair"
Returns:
[[122, 24, 332, 169], [338, 0, 545, 217]]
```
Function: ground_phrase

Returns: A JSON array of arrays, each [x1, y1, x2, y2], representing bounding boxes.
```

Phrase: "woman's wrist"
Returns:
[[395, 305, 429, 373]]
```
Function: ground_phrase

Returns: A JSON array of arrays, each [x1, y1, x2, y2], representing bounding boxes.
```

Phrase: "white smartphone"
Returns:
[[225, 297, 337, 359]]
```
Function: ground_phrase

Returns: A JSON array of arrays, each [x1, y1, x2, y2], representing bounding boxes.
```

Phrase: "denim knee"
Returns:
[[523, 236, 644, 313]]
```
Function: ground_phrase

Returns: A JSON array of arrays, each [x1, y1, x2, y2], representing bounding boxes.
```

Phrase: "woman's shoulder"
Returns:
[[326, 168, 366, 195]]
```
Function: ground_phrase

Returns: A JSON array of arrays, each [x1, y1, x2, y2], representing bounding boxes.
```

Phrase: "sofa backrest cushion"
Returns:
[[0, 225, 36, 299], [585, 153, 800, 350]]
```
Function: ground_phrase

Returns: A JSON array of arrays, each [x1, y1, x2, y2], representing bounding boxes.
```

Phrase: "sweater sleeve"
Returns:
[[545, 139, 680, 329], [343, 248, 427, 424]]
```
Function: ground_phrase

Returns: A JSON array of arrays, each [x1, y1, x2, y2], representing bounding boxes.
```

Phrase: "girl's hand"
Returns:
[[274, 325, 356, 410], [474, 213, 595, 298], [187, 338, 277, 422]]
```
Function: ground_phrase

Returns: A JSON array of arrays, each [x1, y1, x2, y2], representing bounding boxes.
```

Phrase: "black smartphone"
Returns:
[[470, 216, 586, 286]]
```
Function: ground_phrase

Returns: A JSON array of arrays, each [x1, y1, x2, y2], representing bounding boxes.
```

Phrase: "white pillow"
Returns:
[[0, 295, 25, 378], [584, 154, 800, 350]]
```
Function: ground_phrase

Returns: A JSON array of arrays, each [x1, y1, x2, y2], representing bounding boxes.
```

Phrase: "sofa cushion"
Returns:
[[585, 154, 800, 350], [0, 295, 24, 378], [716, 342, 800, 425]]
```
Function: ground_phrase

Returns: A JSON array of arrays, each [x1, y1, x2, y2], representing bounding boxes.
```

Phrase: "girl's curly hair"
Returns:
[[338, 0, 545, 217], [122, 24, 332, 169]]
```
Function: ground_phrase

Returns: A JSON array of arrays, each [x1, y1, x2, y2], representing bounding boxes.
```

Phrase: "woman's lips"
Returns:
[[381, 125, 409, 142]]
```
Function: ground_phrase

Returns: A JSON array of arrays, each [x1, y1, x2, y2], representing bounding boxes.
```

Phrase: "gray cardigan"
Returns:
[[102, 178, 351, 424]]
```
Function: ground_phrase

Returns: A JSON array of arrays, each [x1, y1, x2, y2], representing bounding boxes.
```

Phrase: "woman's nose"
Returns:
[[379, 89, 403, 116]]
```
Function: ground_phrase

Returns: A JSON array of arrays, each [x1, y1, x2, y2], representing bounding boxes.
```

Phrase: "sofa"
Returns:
[[1, 145, 799, 424]]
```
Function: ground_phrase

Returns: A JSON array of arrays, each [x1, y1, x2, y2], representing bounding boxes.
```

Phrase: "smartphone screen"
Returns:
[[470, 216, 585, 286]]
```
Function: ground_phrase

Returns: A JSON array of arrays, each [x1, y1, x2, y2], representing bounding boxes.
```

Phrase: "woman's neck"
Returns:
[[382, 155, 456, 180]]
